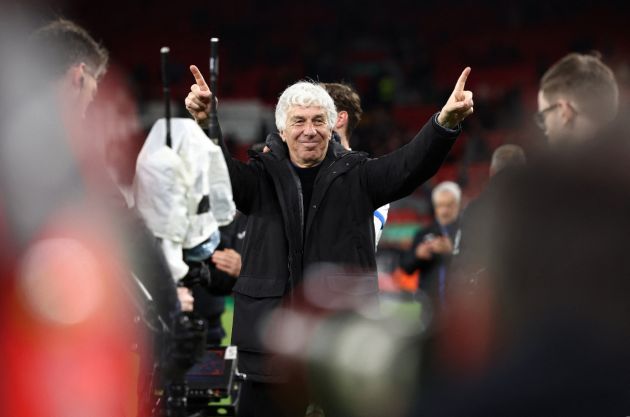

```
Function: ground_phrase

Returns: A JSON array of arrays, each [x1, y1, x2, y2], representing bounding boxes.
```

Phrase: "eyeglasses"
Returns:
[[533, 103, 560, 130]]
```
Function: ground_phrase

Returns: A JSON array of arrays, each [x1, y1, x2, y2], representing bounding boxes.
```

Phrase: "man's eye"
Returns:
[[293, 120, 304, 126], [314, 119, 325, 125]]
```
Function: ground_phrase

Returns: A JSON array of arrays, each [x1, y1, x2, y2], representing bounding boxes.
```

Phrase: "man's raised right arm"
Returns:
[[186, 64, 258, 213]]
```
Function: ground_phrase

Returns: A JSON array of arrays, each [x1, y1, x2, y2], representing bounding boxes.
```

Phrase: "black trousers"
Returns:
[[237, 380, 310, 417]]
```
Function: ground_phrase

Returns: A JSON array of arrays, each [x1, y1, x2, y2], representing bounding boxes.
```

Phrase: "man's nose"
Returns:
[[303, 122, 317, 135]]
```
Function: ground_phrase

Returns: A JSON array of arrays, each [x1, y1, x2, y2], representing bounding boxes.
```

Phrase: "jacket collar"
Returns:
[[265, 132, 287, 158]]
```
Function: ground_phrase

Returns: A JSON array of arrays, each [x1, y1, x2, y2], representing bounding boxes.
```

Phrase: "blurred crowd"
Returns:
[[2, 2, 630, 417]]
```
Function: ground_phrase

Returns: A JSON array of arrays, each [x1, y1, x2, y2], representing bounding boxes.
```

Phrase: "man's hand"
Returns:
[[437, 67, 474, 129], [185, 65, 213, 126], [430, 236, 454, 255], [211, 248, 242, 278], [415, 241, 434, 260], [177, 287, 194, 312]]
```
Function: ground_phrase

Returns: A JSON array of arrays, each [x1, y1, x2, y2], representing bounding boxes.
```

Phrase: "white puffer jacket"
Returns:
[[135, 118, 235, 280]]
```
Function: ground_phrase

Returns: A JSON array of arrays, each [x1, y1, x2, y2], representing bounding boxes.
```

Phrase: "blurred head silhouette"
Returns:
[[536, 52, 618, 146]]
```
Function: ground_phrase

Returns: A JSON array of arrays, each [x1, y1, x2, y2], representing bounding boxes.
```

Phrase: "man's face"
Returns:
[[280, 105, 331, 167], [434, 190, 460, 226]]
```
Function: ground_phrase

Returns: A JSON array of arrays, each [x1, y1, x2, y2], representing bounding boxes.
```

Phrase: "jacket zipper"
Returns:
[[286, 160, 304, 296]]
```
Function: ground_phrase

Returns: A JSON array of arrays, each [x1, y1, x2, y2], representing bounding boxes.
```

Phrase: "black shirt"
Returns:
[[291, 163, 321, 233]]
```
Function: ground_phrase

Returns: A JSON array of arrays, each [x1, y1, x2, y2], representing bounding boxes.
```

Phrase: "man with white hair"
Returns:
[[186, 65, 473, 417], [400, 181, 462, 306]]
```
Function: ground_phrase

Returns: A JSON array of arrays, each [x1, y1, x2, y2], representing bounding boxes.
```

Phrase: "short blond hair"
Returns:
[[540, 52, 618, 123], [32, 18, 108, 80]]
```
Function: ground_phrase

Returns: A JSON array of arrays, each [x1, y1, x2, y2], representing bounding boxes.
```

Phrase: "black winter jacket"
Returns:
[[219, 114, 459, 382]]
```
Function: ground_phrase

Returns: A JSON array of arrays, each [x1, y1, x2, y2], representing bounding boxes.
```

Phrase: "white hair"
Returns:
[[275, 81, 337, 132], [432, 181, 462, 204]]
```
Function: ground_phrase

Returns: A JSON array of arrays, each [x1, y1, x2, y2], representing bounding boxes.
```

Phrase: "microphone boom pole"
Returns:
[[160, 46, 172, 148], [208, 37, 219, 142]]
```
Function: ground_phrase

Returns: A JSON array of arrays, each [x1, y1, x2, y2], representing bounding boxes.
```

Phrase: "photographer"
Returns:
[[0, 17, 183, 417]]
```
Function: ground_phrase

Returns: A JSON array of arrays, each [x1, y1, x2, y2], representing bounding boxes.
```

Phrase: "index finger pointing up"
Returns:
[[454, 67, 471, 92], [190, 65, 209, 91]]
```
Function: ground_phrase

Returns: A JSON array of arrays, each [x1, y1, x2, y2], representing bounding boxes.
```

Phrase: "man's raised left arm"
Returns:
[[362, 67, 474, 208]]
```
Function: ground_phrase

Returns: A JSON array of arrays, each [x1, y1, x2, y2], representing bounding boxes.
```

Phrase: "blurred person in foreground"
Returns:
[[535, 52, 619, 145], [321, 82, 389, 249], [186, 63, 474, 416], [488, 144, 527, 178], [24, 18, 183, 315], [452, 144, 526, 272], [399, 181, 462, 307], [0, 18, 178, 417], [416, 131, 630, 416], [416, 145, 526, 392]]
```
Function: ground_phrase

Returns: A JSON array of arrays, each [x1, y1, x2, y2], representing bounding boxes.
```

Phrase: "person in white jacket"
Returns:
[[135, 117, 236, 282]]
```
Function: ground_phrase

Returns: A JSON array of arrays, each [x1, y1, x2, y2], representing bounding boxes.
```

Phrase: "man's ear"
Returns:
[[336, 110, 348, 130], [558, 99, 578, 126], [279, 131, 287, 142], [69, 63, 87, 90]]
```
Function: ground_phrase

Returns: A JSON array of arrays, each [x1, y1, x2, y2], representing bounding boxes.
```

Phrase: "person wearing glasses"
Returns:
[[535, 52, 619, 145]]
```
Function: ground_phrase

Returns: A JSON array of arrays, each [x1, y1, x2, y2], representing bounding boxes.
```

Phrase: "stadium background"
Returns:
[[14, 0, 630, 301]]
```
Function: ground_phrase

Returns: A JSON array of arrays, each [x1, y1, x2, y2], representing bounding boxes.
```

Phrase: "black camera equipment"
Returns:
[[144, 259, 239, 416], [138, 272, 240, 417], [183, 345, 240, 416], [161, 311, 207, 417], [179, 261, 212, 289], [145, 40, 240, 417], [175, 261, 241, 416], [128, 259, 238, 416]]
